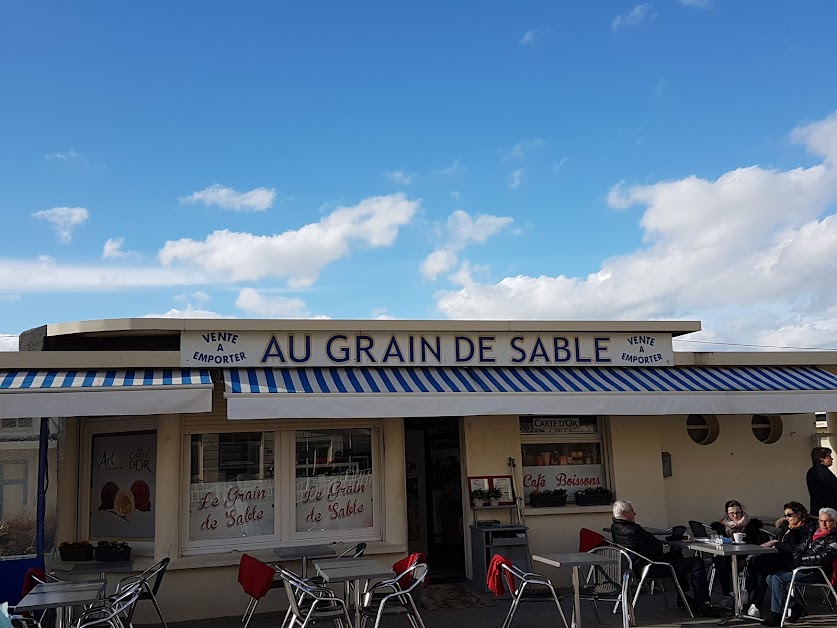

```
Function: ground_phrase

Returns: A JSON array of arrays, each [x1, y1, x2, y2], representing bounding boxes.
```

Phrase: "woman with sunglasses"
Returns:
[[709, 500, 765, 606], [743, 501, 815, 618]]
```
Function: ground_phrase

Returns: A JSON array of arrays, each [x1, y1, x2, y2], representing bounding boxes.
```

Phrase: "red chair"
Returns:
[[237, 554, 279, 628], [580, 528, 609, 553]]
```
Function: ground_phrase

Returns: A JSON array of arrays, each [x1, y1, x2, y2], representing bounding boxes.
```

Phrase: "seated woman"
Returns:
[[743, 501, 816, 618], [762, 507, 837, 626], [709, 500, 764, 604]]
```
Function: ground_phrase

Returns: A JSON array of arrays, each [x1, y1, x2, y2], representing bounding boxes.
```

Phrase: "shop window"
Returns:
[[686, 414, 719, 445], [752, 415, 782, 444], [189, 432, 274, 542], [90, 431, 157, 541], [519, 416, 609, 504], [295, 428, 374, 534]]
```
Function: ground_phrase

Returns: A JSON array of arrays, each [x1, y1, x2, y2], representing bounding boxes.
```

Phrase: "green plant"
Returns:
[[540, 489, 567, 496], [470, 488, 488, 500], [575, 486, 610, 496], [96, 540, 131, 551], [59, 540, 93, 550], [487, 488, 503, 499]]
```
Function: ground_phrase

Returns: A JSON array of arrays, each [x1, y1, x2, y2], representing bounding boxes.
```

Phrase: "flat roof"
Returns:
[[43, 317, 703, 337]]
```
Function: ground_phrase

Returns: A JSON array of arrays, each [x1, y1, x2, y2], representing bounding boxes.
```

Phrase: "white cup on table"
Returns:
[[733, 532, 745, 543]]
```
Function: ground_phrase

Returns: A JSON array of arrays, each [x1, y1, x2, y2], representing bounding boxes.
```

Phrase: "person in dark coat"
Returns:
[[708, 500, 765, 604], [610, 500, 719, 617], [743, 501, 817, 618], [806, 446, 837, 515], [762, 507, 837, 626]]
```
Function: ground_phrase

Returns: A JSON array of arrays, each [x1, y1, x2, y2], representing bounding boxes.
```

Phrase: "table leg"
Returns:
[[731, 555, 741, 617], [354, 577, 362, 628], [572, 565, 581, 628], [301, 556, 308, 579]]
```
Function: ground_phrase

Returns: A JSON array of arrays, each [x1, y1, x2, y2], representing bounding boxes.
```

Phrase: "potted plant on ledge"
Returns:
[[574, 486, 612, 506], [529, 489, 567, 507], [470, 488, 489, 507], [58, 540, 94, 561], [487, 487, 503, 506], [95, 540, 132, 562]]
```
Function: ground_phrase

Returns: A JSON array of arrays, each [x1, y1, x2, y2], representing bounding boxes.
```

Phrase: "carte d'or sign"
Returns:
[[181, 330, 673, 368]]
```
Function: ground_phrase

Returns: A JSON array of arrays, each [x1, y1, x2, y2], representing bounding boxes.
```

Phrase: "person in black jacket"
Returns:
[[743, 501, 817, 618], [708, 499, 765, 604], [762, 507, 837, 626], [610, 500, 719, 617], [807, 447, 837, 515]]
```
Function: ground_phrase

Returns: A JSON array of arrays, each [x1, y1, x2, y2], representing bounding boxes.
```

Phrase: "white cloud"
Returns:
[[0, 334, 19, 351], [45, 149, 88, 165], [161, 193, 419, 288], [509, 168, 525, 189], [174, 290, 210, 305], [679, 0, 709, 7], [505, 138, 546, 160], [143, 307, 233, 319], [102, 237, 130, 259], [520, 28, 540, 46], [420, 210, 513, 280], [434, 112, 837, 349], [612, 4, 656, 31], [554, 157, 568, 171], [386, 169, 414, 185], [32, 207, 89, 243], [179, 183, 276, 211], [371, 308, 398, 320], [435, 159, 464, 176], [235, 288, 312, 318]]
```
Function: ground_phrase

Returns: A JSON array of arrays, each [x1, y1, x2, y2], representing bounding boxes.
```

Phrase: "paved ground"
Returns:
[[136, 585, 837, 628]]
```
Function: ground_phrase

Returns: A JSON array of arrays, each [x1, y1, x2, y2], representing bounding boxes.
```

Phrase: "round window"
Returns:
[[686, 414, 719, 445], [752, 414, 783, 444]]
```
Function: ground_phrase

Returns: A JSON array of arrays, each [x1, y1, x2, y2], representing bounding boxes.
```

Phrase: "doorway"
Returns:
[[404, 417, 465, 583]]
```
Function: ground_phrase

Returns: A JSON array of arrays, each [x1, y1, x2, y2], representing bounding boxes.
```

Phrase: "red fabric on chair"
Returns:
[[19, 568, 47, 618], [392, 552, 427, 589], [486, 554, 515, 597], [830, 558, 837, 586], [579, 528, 608, 553], [237, 554, 276, 600]]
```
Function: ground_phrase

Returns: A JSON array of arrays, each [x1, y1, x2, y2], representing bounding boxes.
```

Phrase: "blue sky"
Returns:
[[2, 1, 837, 352]]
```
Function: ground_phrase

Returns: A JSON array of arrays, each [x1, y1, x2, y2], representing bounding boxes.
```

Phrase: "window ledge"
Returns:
[[524, 504, 613, 515]]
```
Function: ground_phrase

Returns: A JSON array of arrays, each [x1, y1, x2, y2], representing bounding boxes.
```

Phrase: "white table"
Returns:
[[274, 544, 337, 578], [314, 559, 394, 628], [686, 541, 777, 624], [16, 580, 106, 628], [533, 552, 619, 628]]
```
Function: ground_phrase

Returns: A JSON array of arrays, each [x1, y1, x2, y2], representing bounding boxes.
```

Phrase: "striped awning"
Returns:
[[223, 365, 837, 419], [0, 369, 214, 418]]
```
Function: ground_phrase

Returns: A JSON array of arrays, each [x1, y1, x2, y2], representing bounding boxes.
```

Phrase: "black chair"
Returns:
[[688, 521, 711, 538]]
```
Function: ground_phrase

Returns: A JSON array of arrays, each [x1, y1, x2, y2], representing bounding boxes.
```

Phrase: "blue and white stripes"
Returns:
[[1, 369, 212, 391]]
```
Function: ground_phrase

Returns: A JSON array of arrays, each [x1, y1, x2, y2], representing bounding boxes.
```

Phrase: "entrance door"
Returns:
[[404, 417, 464, 583]]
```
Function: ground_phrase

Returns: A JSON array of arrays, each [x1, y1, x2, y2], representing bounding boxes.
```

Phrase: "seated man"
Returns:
[[611, 500, 719, 617]]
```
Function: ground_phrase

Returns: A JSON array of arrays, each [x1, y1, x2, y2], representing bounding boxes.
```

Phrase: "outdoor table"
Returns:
[[274, 544, 337, 578], [314, 559, 394, 628], [686, 541, 776, 624], [16, 579, 106, 628], [68, 559, 135, 583], [533, 552, 619, 628]]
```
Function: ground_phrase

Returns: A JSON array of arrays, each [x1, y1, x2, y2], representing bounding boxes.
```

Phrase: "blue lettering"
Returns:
[[326, 334, 350, 363], [420, 336, 441, 363], [381, 336, 405, 363], [478, 336, 495, 363], [529, 337, 549, 363], [260, 335, 287, 363], [288, 334, 311, 364], [594, 337, 611, 363], [408, 335, 415, 362], [510, 336, 526, 363], [356, 335, 376, 363], [553, 337, 570, 362], [455, 336, 475, 362], [574, 337, 592, 363]]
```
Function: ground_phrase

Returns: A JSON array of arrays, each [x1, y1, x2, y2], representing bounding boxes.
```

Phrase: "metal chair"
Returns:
[[336, 543, 367, 559], [237, 553, 281, 628], [115, 557, 170, 628], [280, 567, 352, 628], [72, 580, 144, 628], [618, 546, 694, 618], [359, 561, 428, 628], [779, 565, 837, 627], [496, 561, 570, 628], [579, 546, 634, 626]]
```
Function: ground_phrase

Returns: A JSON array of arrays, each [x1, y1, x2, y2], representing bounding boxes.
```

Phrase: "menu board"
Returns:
[[296, 469, 374, 532], [90, 432, 156, 540]]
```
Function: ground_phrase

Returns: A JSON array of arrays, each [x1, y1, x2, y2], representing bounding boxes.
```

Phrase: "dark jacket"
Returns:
[[807, 464, 837, 515], [709, 517, 765, 544], [610, 517, 665, 562], [793, 529, 837, 577], [774, 517, 817, 554]]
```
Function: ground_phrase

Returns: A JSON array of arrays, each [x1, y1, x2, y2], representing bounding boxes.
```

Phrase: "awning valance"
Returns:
[[0, 369, 213, 418], [223, 365, 837, 419]]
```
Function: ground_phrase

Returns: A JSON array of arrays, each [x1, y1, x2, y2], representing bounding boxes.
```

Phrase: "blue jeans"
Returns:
[[766, 570, 821, 613]]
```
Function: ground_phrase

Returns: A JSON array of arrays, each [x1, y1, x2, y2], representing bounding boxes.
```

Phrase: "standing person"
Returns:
[[762, 507, 837, 626], [743, 501, 816, 618], [709, 500, 764, 607], [610, 500, 719, 617], [806, 447, 837, 515]]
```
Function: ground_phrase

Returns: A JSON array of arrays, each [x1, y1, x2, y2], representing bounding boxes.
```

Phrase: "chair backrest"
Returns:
[[584, 546, 633, 596], [337, 542, 367, 559], [579, 528, 609, 553], [689, 520, 710, 538], [670, 525, 687, 537], [498, 562, 527, 597], [237, 553, 276, 599], [141, 557, 170, 596]]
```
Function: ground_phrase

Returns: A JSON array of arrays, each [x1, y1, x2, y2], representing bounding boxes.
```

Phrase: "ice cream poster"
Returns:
[[90, 432, 156, 540]]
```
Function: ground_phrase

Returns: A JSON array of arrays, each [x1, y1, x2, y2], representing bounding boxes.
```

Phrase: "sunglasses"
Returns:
[[727, 511, 744, 516], [784, 512, 799, 518]]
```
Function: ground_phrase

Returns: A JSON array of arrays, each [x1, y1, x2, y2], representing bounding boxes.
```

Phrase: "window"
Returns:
[[686, 414, 719, 445], [752, 415, 782, 444], [519, 416, 609, 504]]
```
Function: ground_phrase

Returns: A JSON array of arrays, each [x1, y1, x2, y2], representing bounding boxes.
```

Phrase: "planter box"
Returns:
[[59, 546, 94, 561], [95, 547, 132, 562], [530, 494, 567, 507], [574, 493, 612, 506]]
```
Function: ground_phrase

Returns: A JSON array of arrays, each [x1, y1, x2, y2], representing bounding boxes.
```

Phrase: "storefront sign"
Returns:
[[295, 469, 374, 532], [90, 432, 156, 540], [189, 480, 274, 540], [181, 331, 673, 368], [521, 464, 605, 498]]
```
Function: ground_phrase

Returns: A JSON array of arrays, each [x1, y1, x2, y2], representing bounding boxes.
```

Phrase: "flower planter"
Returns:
[[59, 546, 94, 561], [574, 493, 612, 506], [489, 499, 500, 507], [95, 547, 132, 562], [530, 494, 567, 507]]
